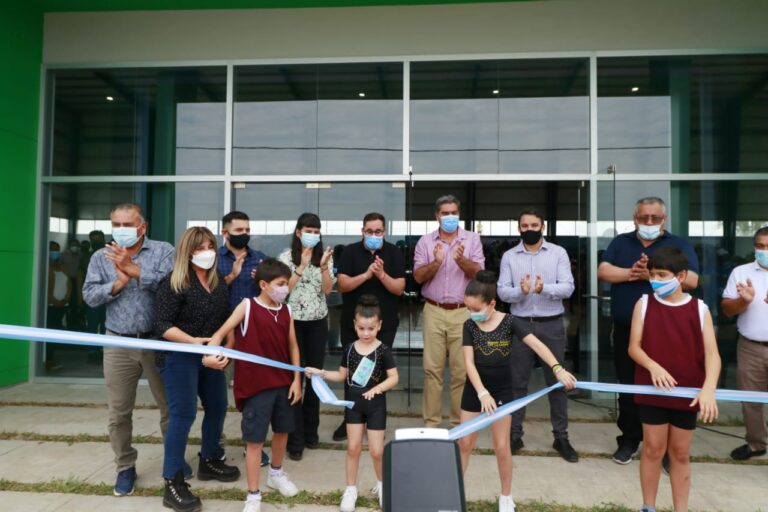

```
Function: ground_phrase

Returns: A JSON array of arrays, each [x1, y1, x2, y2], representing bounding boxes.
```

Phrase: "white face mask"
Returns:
[[637, 224, 661, 241], [112, 226, 140, 248], [191, 250, 216, 270]]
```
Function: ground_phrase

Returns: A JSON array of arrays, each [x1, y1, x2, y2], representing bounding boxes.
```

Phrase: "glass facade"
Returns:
[[233, 63, 403, 175], [49, 67, 227, 176], [410, 59, 589, 174], [37, 54, 768, 407]]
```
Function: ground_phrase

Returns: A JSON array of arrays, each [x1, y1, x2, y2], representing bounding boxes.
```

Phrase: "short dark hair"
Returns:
[[254, 258, 291, 285], [518, 208, 545, 225], [363, 212, 386, 225], [754, 226, 768, 242], [435, 195, 461, 212], [111, 203, 145, 223], [464, 270, 497, 303], [648, 247, 689, 274], [222, 211, 250, 229], [355, 294, 381, 320]]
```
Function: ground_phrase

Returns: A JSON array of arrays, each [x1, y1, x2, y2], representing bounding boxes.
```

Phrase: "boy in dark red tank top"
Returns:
[[211, 259, 302, 512], [628, 247, 721, 512]]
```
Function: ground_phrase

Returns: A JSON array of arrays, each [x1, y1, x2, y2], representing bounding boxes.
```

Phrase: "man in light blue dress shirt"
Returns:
[[497, 209, 578, 462]]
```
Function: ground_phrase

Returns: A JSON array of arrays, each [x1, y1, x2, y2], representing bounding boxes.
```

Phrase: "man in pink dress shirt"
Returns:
[[414, 195, 485, 427]]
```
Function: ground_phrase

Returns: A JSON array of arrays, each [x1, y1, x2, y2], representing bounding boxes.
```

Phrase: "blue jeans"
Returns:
[[157, 351, 228, 479]]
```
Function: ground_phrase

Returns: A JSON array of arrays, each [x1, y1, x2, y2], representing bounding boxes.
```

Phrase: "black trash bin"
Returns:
[[382, 428, 466, 512]]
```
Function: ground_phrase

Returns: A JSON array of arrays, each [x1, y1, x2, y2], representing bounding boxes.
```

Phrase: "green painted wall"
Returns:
[[0, 4, 43, 386], [42, 0, 526, 11]]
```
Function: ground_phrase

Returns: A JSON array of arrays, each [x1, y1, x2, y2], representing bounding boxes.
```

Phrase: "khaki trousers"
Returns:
[[103, 338, 169, 473], [737, 336, 768, 451], [421, 302, 468, 427]]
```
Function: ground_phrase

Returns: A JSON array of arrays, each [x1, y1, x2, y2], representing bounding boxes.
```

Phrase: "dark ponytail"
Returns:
[[464, 270, 497, 303], [355, 294, 381, 321]]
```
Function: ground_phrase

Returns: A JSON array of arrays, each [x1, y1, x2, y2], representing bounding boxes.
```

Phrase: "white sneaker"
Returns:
[[242, 494, 261, 512], [267, 469, 299, 497], [499, 494, 516, 512], [370, 481, 383, 508], [340, 486, 358, 512]]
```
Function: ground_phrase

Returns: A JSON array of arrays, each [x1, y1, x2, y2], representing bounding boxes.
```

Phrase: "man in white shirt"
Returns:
[[721, 226, 768, 460]]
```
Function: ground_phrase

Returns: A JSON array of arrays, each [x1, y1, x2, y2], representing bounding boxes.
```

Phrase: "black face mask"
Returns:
[[228, 233, 250, 249], [520, 229, 543, 246]]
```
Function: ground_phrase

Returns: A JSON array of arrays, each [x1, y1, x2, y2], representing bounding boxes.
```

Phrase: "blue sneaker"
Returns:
[[183, 461, 194, 479], [114, 466, 136, 496]]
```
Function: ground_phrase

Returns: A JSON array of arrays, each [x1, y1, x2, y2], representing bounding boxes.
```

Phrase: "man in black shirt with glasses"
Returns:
[[332, 212, 406, 441]]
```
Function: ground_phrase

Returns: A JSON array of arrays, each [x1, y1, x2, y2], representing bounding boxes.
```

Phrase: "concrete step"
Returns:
[[0, 439, 766, 511], [0, 403, 755, 459], [0, 491, 369, 512]]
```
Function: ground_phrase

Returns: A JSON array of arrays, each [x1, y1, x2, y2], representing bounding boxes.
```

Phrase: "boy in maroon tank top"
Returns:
[[211, 259, 302, 512], [628, 247, 721, 512]]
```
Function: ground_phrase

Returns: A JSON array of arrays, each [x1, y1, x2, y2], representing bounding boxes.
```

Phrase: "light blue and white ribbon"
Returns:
[[447, 381, 768, 441], [448, 384, 562, 441], [3, 324, 767, 435], [0, 324, 353, 409]]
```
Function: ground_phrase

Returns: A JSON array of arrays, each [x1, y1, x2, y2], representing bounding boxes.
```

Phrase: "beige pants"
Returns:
[[737, 336, 768, 451], [103, 339, 169, 473], [421, 302, 468, 427]]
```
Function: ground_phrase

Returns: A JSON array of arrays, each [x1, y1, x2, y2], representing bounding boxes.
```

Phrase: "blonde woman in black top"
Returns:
[[154, 227, 240, 512]]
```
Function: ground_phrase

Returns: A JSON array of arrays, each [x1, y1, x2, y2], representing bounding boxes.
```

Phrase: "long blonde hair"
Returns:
[[170, 227, 219, 293]]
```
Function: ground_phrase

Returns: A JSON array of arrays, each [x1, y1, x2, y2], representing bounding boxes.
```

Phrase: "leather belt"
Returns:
[[111, 331, 154, 339], [425, 298, 466, 310], [513, 314, 563, 323]]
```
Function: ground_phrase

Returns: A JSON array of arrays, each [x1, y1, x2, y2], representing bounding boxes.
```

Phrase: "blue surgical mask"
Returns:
[[364, 235, 383, 251], [637, 224, 661, 241], [440, 215, 460, 234], [650, 277, 679, 298], [300, 232, 320, 248], [112, 227, 139, 248], [49, 251, 61, 261], [470, 306, 492, 323], [756, 249, 768, 268]]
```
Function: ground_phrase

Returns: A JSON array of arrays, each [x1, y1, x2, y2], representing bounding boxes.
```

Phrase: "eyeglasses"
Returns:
[[635, 215, 665, 224], [363, 230, 385, 236]]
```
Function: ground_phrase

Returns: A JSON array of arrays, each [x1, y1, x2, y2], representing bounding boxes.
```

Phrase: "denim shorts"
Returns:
[[241, 387, 295, 443]]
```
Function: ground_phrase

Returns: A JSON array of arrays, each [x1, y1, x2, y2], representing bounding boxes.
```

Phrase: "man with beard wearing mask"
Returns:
[[331, 212, 406, 441], [82, 203, 175, 497], [598, 197, 699, 466], [497, 209, 578, 462], [217, 210, 270, 467], [218, 211, 268, 311]]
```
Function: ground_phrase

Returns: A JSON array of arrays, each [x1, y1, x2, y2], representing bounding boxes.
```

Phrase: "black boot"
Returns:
[[163, 471, 202, 512], [198, 455, 241, 482]]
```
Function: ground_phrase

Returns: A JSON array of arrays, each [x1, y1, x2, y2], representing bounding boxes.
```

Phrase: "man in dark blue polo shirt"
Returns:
[[216, 210, 269, 466], [598, 197, 699, 464]]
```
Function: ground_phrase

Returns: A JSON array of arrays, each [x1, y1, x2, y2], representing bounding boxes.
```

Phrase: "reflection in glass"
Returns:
[[234, 64, 403, 174], [597, 55, 768, 173], [49, 68, 226, 176], [40, 182, 223, 378], [410, 59, 589, 174]]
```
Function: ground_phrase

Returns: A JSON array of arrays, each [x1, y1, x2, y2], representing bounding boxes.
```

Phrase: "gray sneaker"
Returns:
[[612, 444, 638, 465]]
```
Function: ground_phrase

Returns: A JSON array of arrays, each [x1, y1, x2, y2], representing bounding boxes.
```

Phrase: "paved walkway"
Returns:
[[0, 383, 765, 511]]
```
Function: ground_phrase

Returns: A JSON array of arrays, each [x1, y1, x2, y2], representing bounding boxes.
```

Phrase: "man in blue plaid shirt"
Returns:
[[217, 210, 269, 466]]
